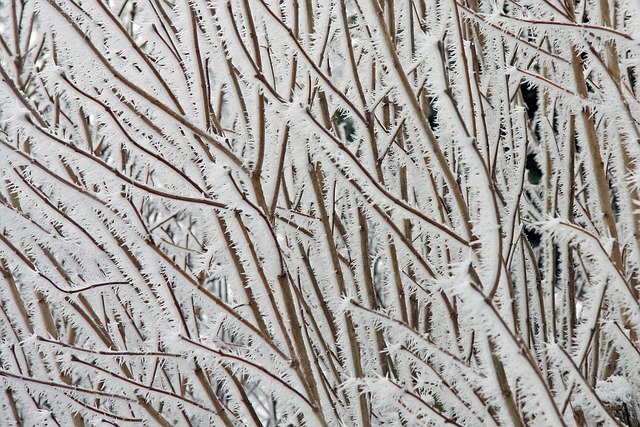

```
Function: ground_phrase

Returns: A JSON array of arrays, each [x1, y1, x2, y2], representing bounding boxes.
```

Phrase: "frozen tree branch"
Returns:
[[0, 0, 639, 425]]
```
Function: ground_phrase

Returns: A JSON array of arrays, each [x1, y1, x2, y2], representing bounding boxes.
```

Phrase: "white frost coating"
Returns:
[[595, 375, 637, 406], [0, 0, 639, 425]]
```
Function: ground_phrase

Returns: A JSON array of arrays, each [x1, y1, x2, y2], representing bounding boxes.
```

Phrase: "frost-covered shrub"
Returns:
[[0, 0, 639, 425]]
